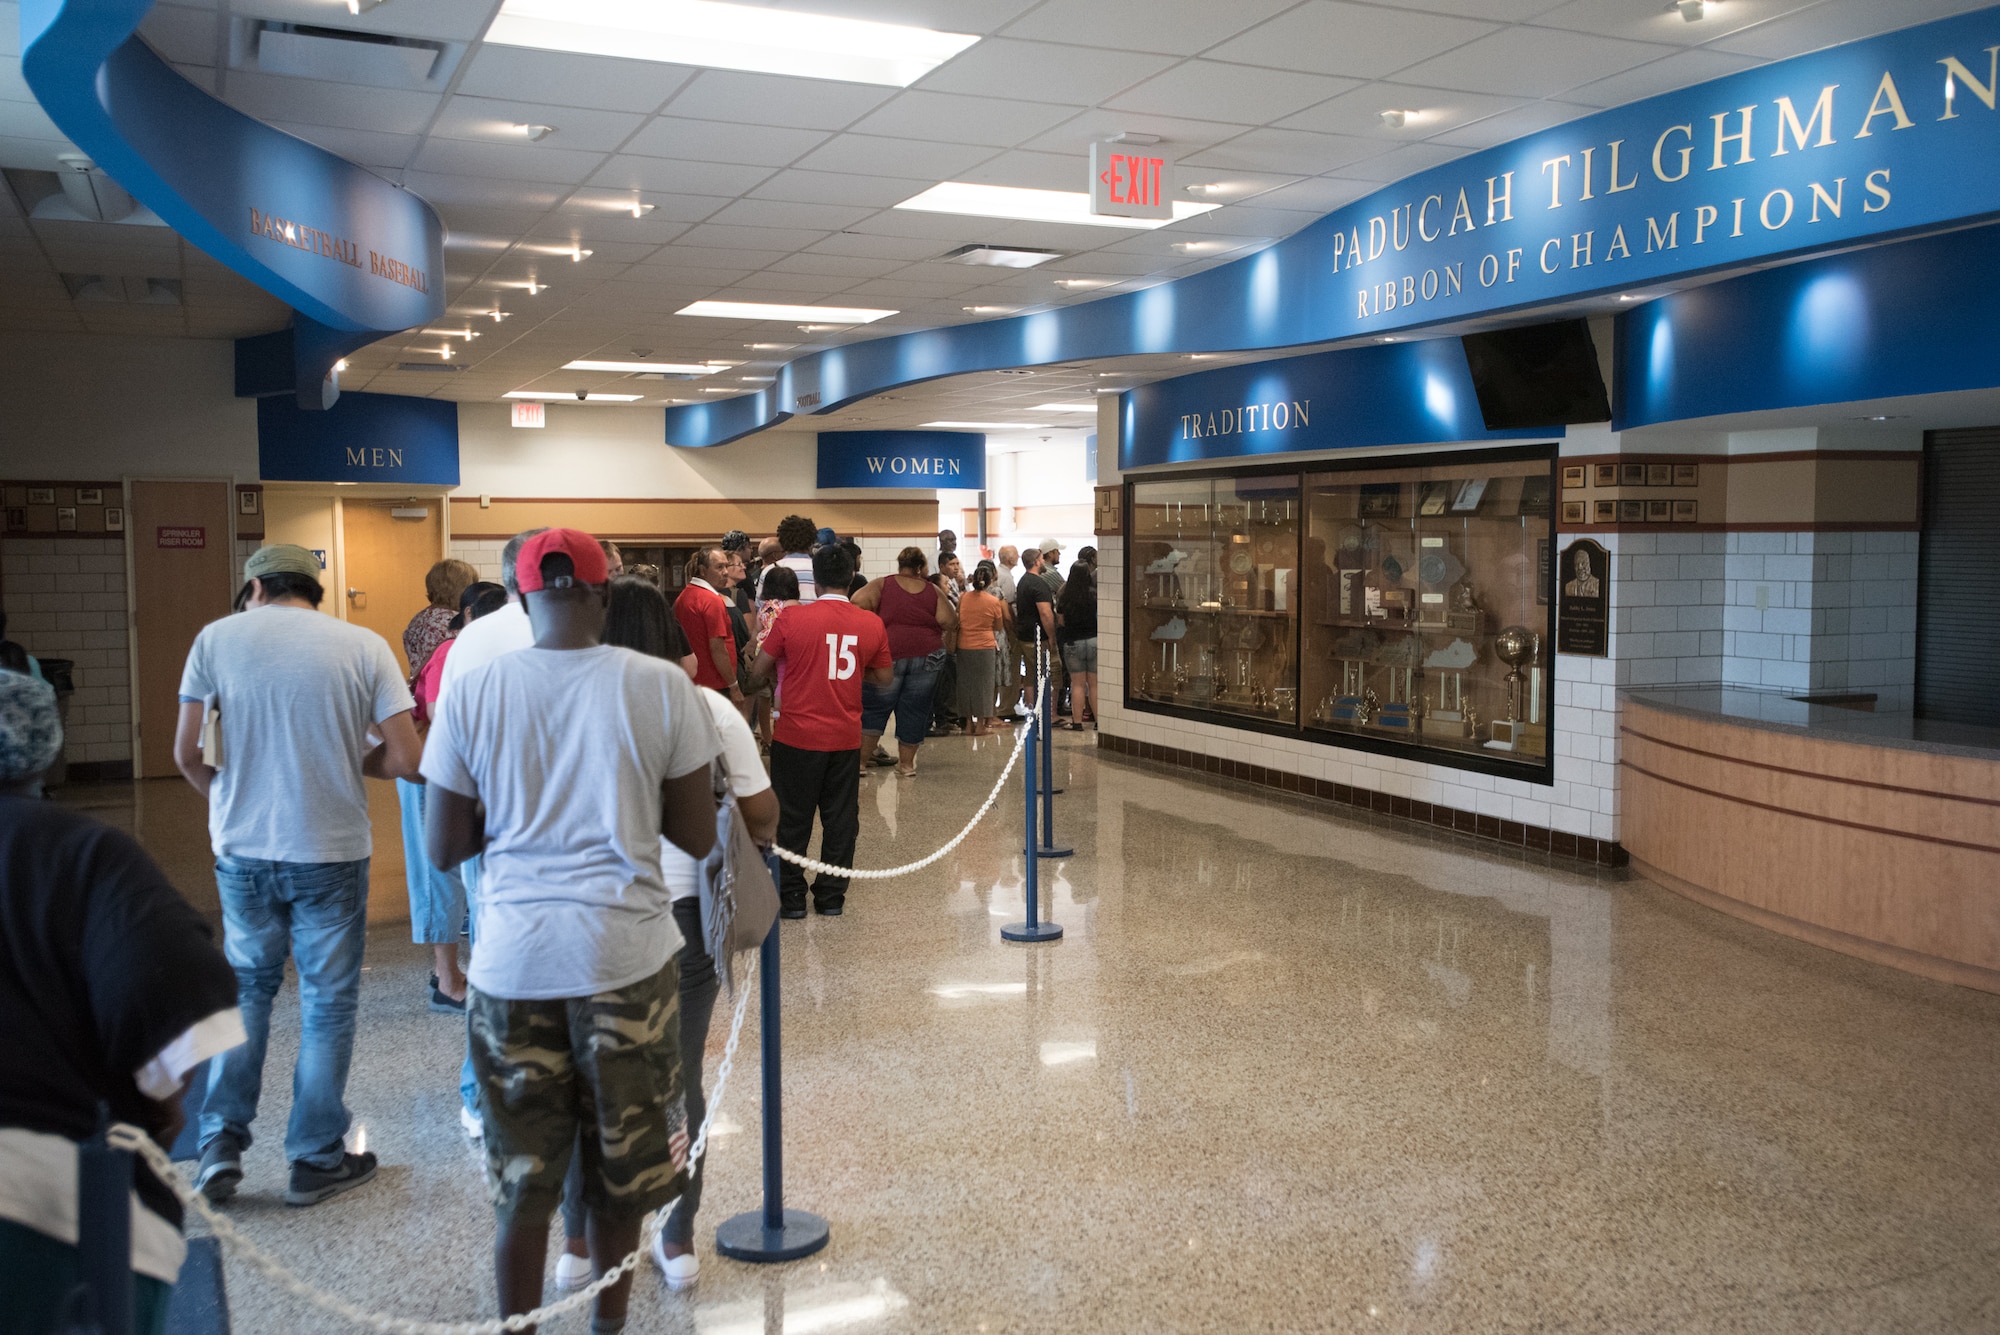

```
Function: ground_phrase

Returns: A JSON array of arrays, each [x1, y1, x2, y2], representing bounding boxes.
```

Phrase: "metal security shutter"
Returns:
[[1917, 427, 2000, 725]]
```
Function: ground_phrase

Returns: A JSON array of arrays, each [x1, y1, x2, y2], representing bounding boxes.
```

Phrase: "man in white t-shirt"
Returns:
[[436, 528, 545, 710], [423, 528, 720, 1331], [172, 544, 421, 1209], [756, 513, 819, 603]]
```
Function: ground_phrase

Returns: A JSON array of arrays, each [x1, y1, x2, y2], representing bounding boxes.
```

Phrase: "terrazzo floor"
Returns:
[[67, 731, 2000, 1333]]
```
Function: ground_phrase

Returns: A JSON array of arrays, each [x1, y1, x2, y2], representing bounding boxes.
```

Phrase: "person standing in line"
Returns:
[[173, 544, 421, 1208], [929, 553, 967, 737], [955, 566, 1013, 735], [840, 539, 867, 595], [403, 579, 502, 1015], [599, 541, 625, 579], [1056, 560, 1099, 730], [0, 673, 247, 1335], [1014, 545, 1058, 711], [548, 574, 781, 1294], [402, 560, 479, 685], [852, 548, 955, 776], [1036, 540, 1069, 715], [675, 546, 744, 708], [758, 515, 819, 603], [749, 564, 800, 751], [991, 547, 1020, 716], [423, 530, 720, 1335], [747, 543, 891, 919], [1037, 540, 1066, 600]]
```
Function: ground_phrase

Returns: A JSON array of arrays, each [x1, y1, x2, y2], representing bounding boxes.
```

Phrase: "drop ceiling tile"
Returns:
[[1361, 0, 1567, 19], [233, 0, 499, 44], [749, 170, 931, 208], [410, 138, 608, 185], [846, 90, 1081, 149], [702, 198, 882, 232], [134, 4, 216, 67], [267, 122, 419, 170], [1393, 27, 1678, 98], [997, 0, 1300, 55], [454, 46, 696, 115], [1559, 46, 1766, 107], [0, 133, 76, 170], [171, 64, 217, 93], [792, 133, 998, 181], [630, 244, 795, 269], [1335, 140, 1474, 183], [841, 276, 988, 299], [768, 252, 907, 279], [1426, 99, 1596, 148], [221, 71, 440, 135], [526, 214, 692, 246], [808, 231, 961, 260], [431, 97, 647, 154], [1235, 175, 1376, 212], [1168, 204, 1321, 238], [1276, 80, 1531, 138], [958, 149, 1087, 192], [662, 71, 899, 131], [671, 222, 841, 253], [1707, 0, 1996, 59], [402, 173, 570, 211], [1018, 108, 1253, 157], [1182, 126, 1383, 174], [589, 155, 778, 197], [1207, 2, 1500, 79], [722, 272, 861, 297], [1105, 60, 1360, 125], [622, 118, 829, 168], [915, 38, 1177, 105]]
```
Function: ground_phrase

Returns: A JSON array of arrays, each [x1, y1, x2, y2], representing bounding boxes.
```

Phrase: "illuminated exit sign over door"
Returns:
[[1090, 141, 1173, 221]]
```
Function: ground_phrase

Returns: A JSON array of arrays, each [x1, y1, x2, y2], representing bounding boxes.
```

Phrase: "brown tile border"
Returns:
[[1097, 732, 1627, 868]]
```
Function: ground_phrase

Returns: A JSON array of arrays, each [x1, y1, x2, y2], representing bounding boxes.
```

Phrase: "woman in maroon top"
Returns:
[[852, 547, 957, 776]]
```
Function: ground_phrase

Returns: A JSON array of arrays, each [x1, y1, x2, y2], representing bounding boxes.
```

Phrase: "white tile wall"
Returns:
[[1721, 531, 1918, 711], [2, 538, 133, 767]]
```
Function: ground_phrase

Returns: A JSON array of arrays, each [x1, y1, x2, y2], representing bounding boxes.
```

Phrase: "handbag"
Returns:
[[696, 758, 779, 996]]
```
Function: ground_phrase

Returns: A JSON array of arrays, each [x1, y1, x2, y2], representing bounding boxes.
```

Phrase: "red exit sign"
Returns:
[[1090, 141, 1174, 221]]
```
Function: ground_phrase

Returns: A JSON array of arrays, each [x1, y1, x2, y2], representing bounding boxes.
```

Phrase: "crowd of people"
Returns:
[[0, 515, 1097, 1335]]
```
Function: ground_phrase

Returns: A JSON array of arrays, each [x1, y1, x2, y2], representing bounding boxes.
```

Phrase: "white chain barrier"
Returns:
[[109, 959, 756, 1335], [770, 646, 1048, 881], [101, 659, 1061, 1331]]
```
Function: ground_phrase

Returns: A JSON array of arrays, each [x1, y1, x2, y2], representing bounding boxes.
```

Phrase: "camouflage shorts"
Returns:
[[467, 963, 689, 1227]]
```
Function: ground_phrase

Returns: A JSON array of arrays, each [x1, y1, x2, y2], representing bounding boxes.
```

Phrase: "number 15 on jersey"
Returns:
[[824, 633, 858, 679]]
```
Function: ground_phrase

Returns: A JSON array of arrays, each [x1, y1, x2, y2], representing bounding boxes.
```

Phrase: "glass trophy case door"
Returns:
[[1127, 473, 1300, 726], [1300, 454, 1554, 774]]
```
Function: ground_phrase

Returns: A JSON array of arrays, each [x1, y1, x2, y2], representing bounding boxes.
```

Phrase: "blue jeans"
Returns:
[[201, 856, 369, 1169], [860, 651, 945, 745], [458, 853, 482, 1116], [396, 778, 466, 945]]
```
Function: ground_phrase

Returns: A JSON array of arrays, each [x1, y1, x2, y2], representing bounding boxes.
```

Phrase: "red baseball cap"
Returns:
[[515, 528, 610, 592]]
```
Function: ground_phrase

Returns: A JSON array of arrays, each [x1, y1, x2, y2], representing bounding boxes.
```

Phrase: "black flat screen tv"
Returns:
[[1460, 319, 1611, 429]]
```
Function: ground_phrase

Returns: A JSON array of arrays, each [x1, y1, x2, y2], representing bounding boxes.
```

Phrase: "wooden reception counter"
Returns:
[[1621, 688, 2000, 993]]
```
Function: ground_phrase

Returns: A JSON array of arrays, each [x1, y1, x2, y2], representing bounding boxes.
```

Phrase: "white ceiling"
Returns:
[[0, 0, 1989, 428]]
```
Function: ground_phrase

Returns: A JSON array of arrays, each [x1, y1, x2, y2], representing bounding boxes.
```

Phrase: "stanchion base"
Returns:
[[716, 1208, 831, 1263], [1001, 920, 1065, 942], [1035, 843, 1074, 858]]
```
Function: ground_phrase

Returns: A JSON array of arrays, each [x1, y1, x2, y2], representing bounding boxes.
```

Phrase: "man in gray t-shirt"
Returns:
[[173, 544, 420, 1209]]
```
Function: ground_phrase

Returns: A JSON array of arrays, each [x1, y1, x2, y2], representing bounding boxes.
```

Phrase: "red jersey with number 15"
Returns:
[[760, 594, 891, 752]]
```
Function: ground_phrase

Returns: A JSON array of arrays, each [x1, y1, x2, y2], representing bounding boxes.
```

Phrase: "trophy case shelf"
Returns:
[[1124, 449, 1558, 782]]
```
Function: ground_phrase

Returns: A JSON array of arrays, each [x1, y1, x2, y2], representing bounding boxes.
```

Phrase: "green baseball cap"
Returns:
[[244, 544, 324, 581]]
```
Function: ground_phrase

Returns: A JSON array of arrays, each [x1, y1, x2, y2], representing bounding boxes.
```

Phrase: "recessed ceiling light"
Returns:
[[1053, 278, 1113, 290], [994, 369, 1037, 376], [334, 359, 349, 372], [1853, 414, 1906, 421], [1170, 241, 1227, 254], [921, 420, 1035, 430], [740, 376, 774, 382], [487, 309, 509, 321], [486, 0, 980, 88], [700, 387, 739, 393], [1378, 336, 1398, 343], [1673, 0, 1706, 20], [1617, 293, 1648, 302], [512, 123, 556, 141], [1092, 386, 1128, 394], [1185, 353, 1218, 360], [563, 359, 735, 374], [742, 342, 794, 350], [425, 327, 479, 340], [436, 345, 452, 360], [505, 390, 644, 401], [1183, 182, 1232, 197], [961, 305, 1019, 314], [1033, 403, 1098, 412], [678, 300, 897, 324], [941, 244, 1064, 269], [897, 182, 1219, 231], [1379, 109, 1408, 129]]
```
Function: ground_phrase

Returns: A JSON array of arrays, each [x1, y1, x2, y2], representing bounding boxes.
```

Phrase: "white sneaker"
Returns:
[[459, 1105, 483, 1141], [651, 1229, 699, 1291], [553, 1251, 594, 1290]]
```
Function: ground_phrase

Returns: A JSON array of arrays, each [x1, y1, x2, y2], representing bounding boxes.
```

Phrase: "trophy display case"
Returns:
[[1123, 448, 1556, 781], [1127, 473, 1300, 725]]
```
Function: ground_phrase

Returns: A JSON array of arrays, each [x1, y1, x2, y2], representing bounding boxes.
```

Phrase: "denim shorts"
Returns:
[[860, 650, 945, 745], [1061, 637, 1098, 675]]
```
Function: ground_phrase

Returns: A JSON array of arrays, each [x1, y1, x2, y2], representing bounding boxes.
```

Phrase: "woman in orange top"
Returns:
[[954, 565, 1014, 735]]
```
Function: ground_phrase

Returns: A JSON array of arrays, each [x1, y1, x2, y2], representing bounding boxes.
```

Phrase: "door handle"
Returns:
[[347, 588, 366, 608]]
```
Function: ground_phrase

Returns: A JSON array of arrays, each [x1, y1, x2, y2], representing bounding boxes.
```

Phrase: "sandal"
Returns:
[[895, 765, 917, 778]]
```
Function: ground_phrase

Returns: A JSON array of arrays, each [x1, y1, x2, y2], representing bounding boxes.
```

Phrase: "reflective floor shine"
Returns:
[[67, 735, 2000, 1332]]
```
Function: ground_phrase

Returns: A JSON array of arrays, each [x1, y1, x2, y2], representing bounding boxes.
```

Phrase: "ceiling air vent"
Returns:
[[60, 274, 182, 305], [396, 362, 462, 373], [232, 20, 463, 89], [942, 244, 1063, 269], [2, 166, 164, 227]]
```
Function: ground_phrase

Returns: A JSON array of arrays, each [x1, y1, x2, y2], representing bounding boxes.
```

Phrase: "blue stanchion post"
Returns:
[[1003, 703, 1063, 943], [74, 1105, 133, 1335], [715, 853, 830, 1264], [1036, 668, 1073, 859]]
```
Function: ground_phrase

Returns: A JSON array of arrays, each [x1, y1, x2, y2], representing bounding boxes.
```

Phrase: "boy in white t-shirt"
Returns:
[[422, 529, 720, 1333]]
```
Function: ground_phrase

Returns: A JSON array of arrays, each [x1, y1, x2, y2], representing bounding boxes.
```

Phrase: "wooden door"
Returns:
[[130, 480, 235, 778], [339, 500, 443, 676]]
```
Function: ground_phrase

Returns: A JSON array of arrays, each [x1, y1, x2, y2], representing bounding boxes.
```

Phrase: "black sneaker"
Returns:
[[779, 899, 808, 920], [195, 1132, 245, 1204], [285, 1151, 377, 1207], [813, 899, 844, 917], [429, 974, 466, 1014]]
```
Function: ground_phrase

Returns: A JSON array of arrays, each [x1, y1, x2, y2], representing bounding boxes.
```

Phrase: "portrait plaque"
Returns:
[[1557, 539, 1610, 657]]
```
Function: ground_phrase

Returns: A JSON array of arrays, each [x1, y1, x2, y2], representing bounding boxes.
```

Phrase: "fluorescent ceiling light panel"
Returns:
[[562, 359, 735, 374], [678, 300, 896, 324], [897, 183, 1220, 231], [1032, 403, 1098, 412], [942, 244, 1063, 269], [487, 0, 979, 88], [505, 390, 644, 401], [921, 420, 1034, 430]]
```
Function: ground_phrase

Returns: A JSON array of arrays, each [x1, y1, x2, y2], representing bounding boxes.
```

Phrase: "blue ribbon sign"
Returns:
[[817, 432, 986, 490]]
